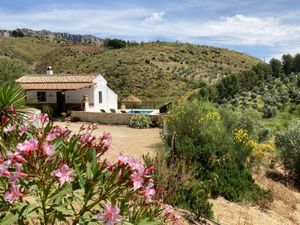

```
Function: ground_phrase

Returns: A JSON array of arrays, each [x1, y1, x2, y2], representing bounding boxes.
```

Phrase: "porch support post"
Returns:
[[62, 90, 66, 113], [83, 95, 89, 112]]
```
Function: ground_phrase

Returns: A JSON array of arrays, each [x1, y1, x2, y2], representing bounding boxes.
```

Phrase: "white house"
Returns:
[[16, 67, 118, 115]]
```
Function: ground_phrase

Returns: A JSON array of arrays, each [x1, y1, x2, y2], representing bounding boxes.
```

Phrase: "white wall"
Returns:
[[65, 87, 94, 104], [26, 90, 57, 103], [25, 75, 118, 112], [26, 88, 94, 105], [91, 76, 118, 112]]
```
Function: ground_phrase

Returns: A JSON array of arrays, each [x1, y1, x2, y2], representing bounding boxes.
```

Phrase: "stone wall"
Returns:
[[71, 111, 162, 125]]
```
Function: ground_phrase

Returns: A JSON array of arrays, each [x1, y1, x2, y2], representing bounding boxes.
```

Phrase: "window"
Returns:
[[99, 91, 102, 103], [37, 92, 46, 102]]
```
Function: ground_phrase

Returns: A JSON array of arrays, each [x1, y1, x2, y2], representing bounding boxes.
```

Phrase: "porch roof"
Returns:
[[16, 74, 97, 90]]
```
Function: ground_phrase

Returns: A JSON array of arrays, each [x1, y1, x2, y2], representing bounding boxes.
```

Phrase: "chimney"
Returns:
[[47, 66, 53, 75]]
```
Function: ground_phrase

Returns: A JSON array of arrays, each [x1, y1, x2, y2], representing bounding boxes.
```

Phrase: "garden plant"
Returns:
[[0, 105, 181, 224]]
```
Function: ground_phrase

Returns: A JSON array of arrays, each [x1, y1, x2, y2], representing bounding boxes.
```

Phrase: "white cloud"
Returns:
[[144, 11, 165, 23], [1, 7, 300, 57]]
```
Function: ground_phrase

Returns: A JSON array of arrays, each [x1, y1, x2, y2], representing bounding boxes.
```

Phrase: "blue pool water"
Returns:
[[127, 109, 154, 115]]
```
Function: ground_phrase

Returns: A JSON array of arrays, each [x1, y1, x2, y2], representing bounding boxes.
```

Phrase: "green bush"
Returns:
[[258, 127, 271, 143], [41, 105, 54, 119], [165, 101, 272, 204], [262, 105, 277, 118], [143, 154, 213, 219], [275, 120, 300, 179], [129, 114, 152, 128]]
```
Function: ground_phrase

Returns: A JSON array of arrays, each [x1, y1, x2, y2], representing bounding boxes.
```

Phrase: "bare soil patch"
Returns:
[[55, 121, 162, 161]]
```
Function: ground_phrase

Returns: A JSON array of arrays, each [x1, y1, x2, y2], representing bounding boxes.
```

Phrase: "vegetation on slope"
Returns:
[[0, 36, 260, 101]]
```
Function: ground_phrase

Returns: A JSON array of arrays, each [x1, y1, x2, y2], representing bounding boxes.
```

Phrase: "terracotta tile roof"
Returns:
[[16, 74, 97, 83], [16, 74, 97, 90], [19, 83, 93, 90]]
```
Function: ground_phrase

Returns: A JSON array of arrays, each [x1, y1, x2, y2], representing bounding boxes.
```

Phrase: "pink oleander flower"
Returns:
[[4, 184, 22, 203], [164, 204, 175, 214], [130, 172, 144, 191], [1, 115, 8, 123], [39, 113, 49, 124], [102, 132, 112, 149], [4, 124, 15, 133], [9, 163, 27, 183], [96, 203, 122, 225], [28, 113, 49, 128], [16, 138, 39, 156], [6, 152, 26, 165], [80, 132, 95, 143], [42, 143, 54, 156], [28, 114, 36, 122], [143, 181, 156, 203], [19, 123, 29, 136], [9, 105, 15, 115], [46, 133, 56, 142], [145, 165, 155, 175], [52, 164, 74, 186], [117, 153, 144, 175], [102, 132, 112, 142], [117, 152, 129, 165], [0, 164, 10, 177], [91, 123, 100, 130], [57, 127, 68, 135]]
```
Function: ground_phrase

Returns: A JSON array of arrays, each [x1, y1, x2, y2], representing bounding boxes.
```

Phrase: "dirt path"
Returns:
[[55, 121, 162, 161]]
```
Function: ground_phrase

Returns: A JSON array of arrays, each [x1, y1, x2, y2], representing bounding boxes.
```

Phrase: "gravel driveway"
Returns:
[[54, 121, 162, 162]]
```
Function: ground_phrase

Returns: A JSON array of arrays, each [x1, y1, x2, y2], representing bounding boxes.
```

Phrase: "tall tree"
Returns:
[[293, 54, 300, 72], [282, 54, 294, 75], [269, 58, 282, 77]]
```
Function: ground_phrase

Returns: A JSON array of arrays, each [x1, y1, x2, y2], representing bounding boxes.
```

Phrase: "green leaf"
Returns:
[[122, 222, 135, 225], [90, 149, 98, 175], [47, 183, 73, 203], [0, 212, 18, 225], [53, 205, 73, 216], [86, 162, 93, 180], [136, 218, 159, 225], [74, 164, 85, 189]]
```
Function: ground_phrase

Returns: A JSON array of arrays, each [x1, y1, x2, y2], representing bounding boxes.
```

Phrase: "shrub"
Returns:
[[262, 105, 277, 118], [143, 154, 213, 219], [0, 108, 181, 224], [129, 114, 152, 128], [165, 101, 271, 204], [70, 116, 81, 122], [258, 127, 271, 143], [275, 120, 300, 179], [42, 105, 54, 119]]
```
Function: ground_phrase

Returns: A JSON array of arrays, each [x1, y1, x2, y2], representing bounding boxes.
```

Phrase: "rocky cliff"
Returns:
[[0, 28, 103, 44]]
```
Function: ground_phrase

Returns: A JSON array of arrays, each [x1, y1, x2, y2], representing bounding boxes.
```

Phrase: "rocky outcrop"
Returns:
[[0, 28, 103, 44]]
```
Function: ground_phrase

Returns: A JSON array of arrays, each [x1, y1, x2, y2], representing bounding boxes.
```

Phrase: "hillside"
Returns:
[[0, 36, 260, 101], [222, 72, 300, 133], [0, 28, 103, 44]]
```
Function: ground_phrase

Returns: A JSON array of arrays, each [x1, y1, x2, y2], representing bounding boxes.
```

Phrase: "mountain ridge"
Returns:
[[0, 28, 103, 44]]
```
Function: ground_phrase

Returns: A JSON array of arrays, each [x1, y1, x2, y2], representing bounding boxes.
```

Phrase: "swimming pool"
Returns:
[[126, 109, 158, 115]]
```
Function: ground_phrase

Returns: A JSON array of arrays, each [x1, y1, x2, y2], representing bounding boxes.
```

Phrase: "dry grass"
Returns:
[[211, 167, 300, 225]]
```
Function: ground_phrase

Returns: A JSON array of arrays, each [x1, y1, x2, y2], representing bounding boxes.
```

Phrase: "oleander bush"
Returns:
[[0, 107, 181, 224], [129, 114, 152, 129]]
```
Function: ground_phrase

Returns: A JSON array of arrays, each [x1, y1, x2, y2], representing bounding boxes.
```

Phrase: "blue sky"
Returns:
[[1, 0, 300, 60]]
